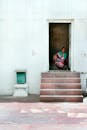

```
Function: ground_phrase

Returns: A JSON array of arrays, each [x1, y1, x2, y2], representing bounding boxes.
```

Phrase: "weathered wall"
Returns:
[[0, 0, 87, 95]]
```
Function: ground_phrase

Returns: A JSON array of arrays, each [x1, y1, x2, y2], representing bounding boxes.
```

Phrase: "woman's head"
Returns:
[[61, 47, 66, 53]]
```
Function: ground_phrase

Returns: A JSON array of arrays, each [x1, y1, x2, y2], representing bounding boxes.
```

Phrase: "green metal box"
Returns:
[[16, 72, 26, 84]]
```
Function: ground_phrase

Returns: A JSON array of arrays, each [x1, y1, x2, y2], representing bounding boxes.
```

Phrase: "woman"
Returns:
[[53, 47, 67, 69]]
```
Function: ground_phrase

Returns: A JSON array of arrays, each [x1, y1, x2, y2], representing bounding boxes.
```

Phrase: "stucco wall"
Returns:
[[0, 0, 87, 95]]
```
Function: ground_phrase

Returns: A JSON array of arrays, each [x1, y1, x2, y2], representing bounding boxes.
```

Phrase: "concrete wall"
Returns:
[[0, 0, 87, 95]]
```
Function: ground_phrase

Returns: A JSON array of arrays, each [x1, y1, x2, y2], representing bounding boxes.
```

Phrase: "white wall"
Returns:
[[0, 0, 87, 95]]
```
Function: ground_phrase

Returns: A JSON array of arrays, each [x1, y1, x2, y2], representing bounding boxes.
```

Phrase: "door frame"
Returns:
[[47, 19, 74, 72]]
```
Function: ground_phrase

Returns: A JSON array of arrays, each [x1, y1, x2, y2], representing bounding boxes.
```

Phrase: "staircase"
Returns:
[[40, 72, 83, 102]]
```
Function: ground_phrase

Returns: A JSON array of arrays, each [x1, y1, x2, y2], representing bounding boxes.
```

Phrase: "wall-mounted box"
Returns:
[[15, 70, 27, 84], [13, 70, 28, 97], [16, 72, 26, 84]]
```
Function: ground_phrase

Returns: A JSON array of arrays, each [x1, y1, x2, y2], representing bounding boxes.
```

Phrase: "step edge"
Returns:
[[41, 83, 81, 84], [40, 89, 82, 91], [41, 78, 81, 79], [40, 95, 83, 97], [42, 72, 80, 73]]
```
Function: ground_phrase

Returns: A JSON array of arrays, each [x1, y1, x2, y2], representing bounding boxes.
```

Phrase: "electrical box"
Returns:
[[16, 72, 26, 84]]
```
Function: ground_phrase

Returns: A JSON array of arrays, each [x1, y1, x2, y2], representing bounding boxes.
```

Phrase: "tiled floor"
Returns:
[[0, 100, 87, 130]]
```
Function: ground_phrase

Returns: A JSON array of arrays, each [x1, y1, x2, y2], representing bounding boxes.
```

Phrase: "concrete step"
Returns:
[[40, 72, 83, 102], [41, 78, 80, 83], [40, 95, 83, 102], [42, 72, 80, 78], [41, 83, 81, 89], [40, 89, 82, 95]]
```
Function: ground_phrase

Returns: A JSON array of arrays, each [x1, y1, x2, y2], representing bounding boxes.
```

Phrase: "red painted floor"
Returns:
[[0, 102, 87, 130]]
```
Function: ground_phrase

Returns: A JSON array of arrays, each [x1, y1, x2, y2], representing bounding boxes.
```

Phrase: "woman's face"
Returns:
[[62, 48, 65, 53]]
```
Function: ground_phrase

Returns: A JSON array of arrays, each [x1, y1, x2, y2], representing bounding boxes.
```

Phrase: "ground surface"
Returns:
[[0, 95, 40, 102], [0, 100, 87, 130]]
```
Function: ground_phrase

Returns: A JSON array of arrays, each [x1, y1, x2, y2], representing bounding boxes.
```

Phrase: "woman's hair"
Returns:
[[61, 47, 65, 50]]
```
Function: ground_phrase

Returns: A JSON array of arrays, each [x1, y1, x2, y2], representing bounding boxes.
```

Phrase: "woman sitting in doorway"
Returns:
[[53, 47, 68, 69]]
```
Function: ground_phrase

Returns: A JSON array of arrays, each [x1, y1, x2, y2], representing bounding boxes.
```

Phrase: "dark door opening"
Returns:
[[49, 23, 70, 70]]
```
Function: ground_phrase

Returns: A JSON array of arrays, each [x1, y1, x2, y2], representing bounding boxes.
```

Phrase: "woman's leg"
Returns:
[[55, 61, 64, 68]]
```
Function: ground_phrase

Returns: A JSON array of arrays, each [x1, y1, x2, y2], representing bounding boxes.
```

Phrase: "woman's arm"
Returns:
[[53, 53, 58, 62]]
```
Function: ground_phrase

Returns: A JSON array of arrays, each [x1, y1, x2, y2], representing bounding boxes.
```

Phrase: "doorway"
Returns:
[[49, 23, 71, 70]]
